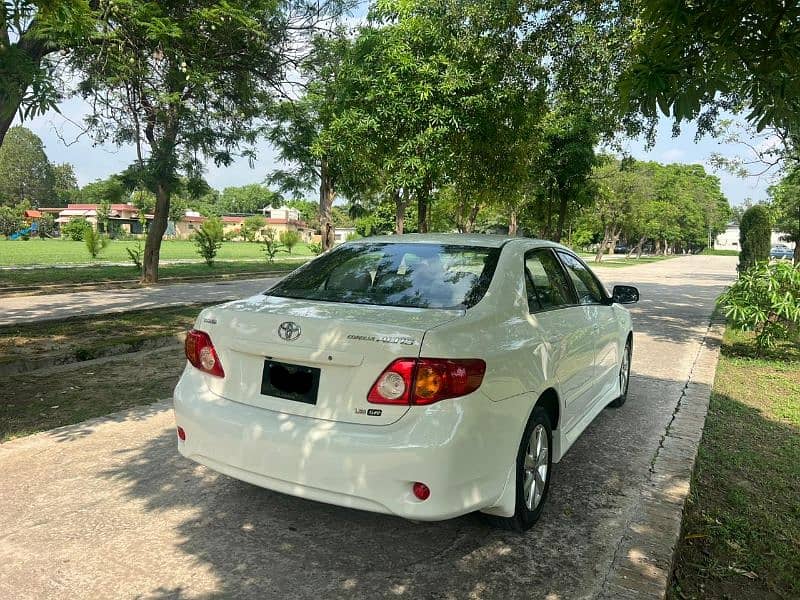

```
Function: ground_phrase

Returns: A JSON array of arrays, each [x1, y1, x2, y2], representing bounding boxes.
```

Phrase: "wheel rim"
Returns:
[[523, 424, 549, 511], [620, 344, 630, 395]]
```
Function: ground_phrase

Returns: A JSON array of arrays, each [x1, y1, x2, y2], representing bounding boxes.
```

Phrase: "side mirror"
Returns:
[[612, 285, 639, 304]]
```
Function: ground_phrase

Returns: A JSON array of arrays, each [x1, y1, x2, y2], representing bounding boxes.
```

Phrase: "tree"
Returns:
[[193, 217, 224, 266], [68, 0, 346, 282], [769, 167, 800, 265], [279, 229, 301, 254], [262, 228, 284, 263], [0, 126, 54, 206], [241, 215, 266, 242], [739, 205, 771, 271], [622, 1, 800, 140], [52, 163, 79, 206], [0, 205, 23, 236], [0, 1, 94, 146], [84, 226, 108, 258], [61, 217, 91, 241], [220, 184, 281, 215], [80, 176, 127, 205]]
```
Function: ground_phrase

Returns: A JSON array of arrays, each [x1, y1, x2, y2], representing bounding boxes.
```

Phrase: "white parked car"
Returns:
[[174, 234, 639, 530]]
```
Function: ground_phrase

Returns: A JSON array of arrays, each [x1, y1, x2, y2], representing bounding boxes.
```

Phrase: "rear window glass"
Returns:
[[266, 243, 501, 309]]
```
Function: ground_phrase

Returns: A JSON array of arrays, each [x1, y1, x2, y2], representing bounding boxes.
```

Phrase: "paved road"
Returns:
[[0, 256, 737, 599], [0, 278, 279, 326]]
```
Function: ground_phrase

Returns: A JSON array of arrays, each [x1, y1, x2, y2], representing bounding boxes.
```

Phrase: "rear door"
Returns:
[[524, 249, 596, 432]]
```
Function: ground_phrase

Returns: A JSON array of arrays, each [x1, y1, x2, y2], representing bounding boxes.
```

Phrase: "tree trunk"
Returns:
[[417, 189, 428, 233], [465, 200, 481, 233], [142, 183, 170, 283], [793, 243, 800, 267], [319, 158, 335, 250], [0, 113, 14, 148], [554, 190, 567, 242], [508, 209, 518, 236], [394, 189, 407, 235]]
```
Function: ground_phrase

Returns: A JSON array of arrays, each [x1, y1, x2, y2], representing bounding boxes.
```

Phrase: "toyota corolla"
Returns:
[[173, 234, 639, 530]]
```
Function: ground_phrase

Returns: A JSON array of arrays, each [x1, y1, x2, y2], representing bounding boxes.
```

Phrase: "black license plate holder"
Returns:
[[261, 360, 320, 405]]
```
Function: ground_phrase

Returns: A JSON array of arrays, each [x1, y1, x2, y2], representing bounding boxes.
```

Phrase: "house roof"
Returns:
[[24, 209, 42, 218]]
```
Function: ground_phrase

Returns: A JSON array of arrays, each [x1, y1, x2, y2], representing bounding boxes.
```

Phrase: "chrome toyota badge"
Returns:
[[278, 321, 301, 341]]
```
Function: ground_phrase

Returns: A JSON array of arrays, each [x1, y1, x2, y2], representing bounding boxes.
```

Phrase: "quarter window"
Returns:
[[557, 251, 605, 305], [524, 250, 574, 311]]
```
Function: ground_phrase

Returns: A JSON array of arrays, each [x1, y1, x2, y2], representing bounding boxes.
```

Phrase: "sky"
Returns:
[[19, 93, 776, 208]]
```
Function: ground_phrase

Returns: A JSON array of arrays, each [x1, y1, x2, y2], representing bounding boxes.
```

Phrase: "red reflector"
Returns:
[[185, 329, 225, 377], [367, 358, 485, 405], [412, 482, 430, 501], [177, 426, 186, 441]]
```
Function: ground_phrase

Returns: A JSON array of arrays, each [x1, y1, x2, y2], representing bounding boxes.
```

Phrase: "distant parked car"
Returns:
[[614, 243, 629, 254], [770, 245, 794, 260]]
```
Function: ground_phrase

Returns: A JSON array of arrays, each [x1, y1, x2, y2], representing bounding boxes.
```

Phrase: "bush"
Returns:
[[84, 227, 109, 258], [279, 229, 301, 253], [308, 242, 324, 255], [62, 218, 92, 241], [242, 215, 266, 242], [263, 228, 285, 263], [739, 205, 771, 271], [345, 231, 362, 242], [193, 217, 224, 266], [126, 242, 143, 272], [718, 261, 800, 354]]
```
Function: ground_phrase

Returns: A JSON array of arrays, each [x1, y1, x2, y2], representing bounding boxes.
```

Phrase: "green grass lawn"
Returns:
[[590, 255, 678, 268], [669, 328, 800, 599], [701, 248, 740, 256], [0, 238, 313, 266], [0, 259, 306, 290]]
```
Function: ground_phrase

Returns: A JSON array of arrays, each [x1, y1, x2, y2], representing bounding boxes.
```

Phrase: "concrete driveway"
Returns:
[[0, 255, 737, 599]]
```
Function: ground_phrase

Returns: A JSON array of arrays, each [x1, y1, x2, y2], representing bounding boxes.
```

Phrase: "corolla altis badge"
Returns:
[[277, 321, 301, 341]]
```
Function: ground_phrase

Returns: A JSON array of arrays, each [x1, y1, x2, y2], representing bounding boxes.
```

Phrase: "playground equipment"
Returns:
[[9, 221, 39, 240]]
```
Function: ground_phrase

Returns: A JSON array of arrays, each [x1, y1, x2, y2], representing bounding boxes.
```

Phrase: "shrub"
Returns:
[[346, 231, 362, 242], [739, 205, 771, 271], [84, 227, 109, 258], [194, 217, 224, 266], [718, 261, 800, 354], [279, 229, 301, 253], [308, 242, 324, 255], [61, 218, 92, 241], [126, 242, 143, 272], [0, 206, 23, 237], [242, 215, 266, 242], [263, 228, 285, 263]]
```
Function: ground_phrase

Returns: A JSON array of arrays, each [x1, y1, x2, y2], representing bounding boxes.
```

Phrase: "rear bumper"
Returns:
[[173, 367, 505, 520]]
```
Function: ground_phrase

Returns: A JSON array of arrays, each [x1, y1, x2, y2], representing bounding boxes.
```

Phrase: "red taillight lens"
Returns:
[[185, 329, 225, 378], [177, 426, 186, 441], [368, 358, 485, 405], [412, 482, 430, 501]]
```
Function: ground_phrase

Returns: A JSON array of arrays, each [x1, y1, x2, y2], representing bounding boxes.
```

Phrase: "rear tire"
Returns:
[[608, 337, 632, 408], [484, 406, 553, 532]]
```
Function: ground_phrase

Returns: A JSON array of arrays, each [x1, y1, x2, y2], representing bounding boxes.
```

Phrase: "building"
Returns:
[[50, 203, 151, 234], [173, 206, 314, 242], [714, 222, 795, 251]]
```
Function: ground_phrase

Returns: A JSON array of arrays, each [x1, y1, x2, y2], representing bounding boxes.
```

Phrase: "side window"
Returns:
[[557, 251, 605, 305], [524, 250, 574, 311]]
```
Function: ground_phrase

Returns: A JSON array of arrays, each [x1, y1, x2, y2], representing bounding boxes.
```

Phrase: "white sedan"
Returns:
[[173, 234, 638, 530]]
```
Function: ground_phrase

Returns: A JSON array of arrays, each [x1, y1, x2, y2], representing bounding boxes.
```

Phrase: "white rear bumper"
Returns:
[[173, 366, 508, 520]]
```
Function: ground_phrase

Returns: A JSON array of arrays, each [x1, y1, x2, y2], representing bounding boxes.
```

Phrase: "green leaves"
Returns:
[[719, 262, 800, 353]]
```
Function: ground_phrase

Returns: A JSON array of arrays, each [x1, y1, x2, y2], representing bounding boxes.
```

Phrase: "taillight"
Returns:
[[368, 358, 485, 405], [185, 329, 225, 377]]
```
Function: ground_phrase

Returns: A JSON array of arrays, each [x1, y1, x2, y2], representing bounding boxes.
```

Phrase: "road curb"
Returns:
[[599, 318, 725, 599]]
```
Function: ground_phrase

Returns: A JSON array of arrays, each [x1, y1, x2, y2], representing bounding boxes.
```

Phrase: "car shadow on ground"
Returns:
[[84, 371, 687, 600]]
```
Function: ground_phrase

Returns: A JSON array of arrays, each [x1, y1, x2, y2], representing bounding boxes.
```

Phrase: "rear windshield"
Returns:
[[266, 243, 501, 309]]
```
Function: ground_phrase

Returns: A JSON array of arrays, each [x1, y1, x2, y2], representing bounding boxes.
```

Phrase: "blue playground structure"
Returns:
[[9, 221, 38, 240]]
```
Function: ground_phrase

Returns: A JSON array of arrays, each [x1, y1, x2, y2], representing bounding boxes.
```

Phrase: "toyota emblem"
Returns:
[[278, 321, 301, 341]]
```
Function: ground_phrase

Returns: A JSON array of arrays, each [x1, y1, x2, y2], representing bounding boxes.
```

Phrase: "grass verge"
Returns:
[[0, 259, 305, 291], [0, 303, 209, 365], [591, 255, 679, 268], [669, 328, 800, 599], [0, 349, 185, 442], [701, 249, 740, 256]]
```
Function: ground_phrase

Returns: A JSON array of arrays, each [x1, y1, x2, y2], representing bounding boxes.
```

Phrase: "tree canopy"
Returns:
[[0, 125, 54, 206]]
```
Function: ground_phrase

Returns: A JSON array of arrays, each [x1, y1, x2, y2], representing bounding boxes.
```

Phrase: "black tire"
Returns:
[[484, 406, 553, 532], [608, 337, 632, 408]]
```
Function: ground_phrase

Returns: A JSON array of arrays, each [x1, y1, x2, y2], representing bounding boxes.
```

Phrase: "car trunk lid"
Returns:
[[195, 294, 463, 425]]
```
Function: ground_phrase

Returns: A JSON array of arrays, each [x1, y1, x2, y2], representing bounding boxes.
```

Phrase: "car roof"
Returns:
[[348, 233, 560, 249]]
